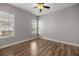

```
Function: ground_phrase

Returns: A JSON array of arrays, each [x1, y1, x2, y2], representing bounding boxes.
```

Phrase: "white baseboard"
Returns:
[[0, 37, 37, 49], [41, 36, 79, 47]]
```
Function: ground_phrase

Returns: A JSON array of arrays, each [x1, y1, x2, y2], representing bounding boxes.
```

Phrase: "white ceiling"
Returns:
[[9, 3, 76, 16]]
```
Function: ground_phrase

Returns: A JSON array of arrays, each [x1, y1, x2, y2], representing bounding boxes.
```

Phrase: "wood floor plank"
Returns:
[[0, 38, 79, 56]]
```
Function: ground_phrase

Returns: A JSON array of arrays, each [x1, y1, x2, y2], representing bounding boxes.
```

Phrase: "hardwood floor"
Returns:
[[0, 38, 79, 56]]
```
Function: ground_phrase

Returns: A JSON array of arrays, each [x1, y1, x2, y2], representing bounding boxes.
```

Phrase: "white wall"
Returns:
[[0, 3, 37, 47], [39, 4, 79, 44]]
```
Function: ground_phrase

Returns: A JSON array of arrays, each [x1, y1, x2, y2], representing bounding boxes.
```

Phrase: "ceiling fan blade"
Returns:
[[44, 6, 50, 9]]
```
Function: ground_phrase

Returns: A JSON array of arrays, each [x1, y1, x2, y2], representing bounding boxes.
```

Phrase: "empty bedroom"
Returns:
[[0, 3, 79, 56]]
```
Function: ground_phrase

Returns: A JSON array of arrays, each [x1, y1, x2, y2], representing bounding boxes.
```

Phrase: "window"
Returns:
[[32, 19, 37, 34], [0, 11, 15, 38]]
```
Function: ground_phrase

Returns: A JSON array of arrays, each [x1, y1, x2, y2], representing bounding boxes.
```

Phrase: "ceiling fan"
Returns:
[[34, 3, 50, 12]]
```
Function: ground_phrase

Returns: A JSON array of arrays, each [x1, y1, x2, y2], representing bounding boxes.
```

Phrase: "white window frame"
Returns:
[[32, 19, 37, 34], [0, 11, 15, 38]]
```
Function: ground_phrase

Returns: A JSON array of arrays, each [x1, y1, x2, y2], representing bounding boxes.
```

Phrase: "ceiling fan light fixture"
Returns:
[[37, 3, 44, 9]]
